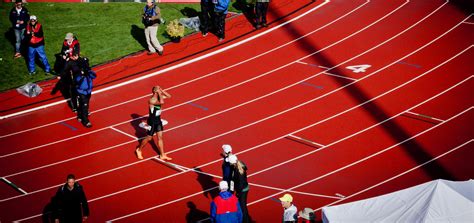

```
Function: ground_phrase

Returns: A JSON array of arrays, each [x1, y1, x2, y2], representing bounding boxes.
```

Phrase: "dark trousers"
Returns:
[[214, 11, 227, 39], [237, 190, 250, 223], [256, 2, 269, 25], [200, 1, 215, 34], [77, 94, 91, 124]]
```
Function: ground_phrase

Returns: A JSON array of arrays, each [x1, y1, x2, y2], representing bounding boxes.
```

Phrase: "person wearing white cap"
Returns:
[[229, 154, 251, 223], [210, 181, 243, 223], [25, 15, 52, 75], [61, 32, 80, 61], [221, 144, 233, 188], [142, 0, 164, 55], [299, 207, 316, 223], [279, 193, 297, 223]]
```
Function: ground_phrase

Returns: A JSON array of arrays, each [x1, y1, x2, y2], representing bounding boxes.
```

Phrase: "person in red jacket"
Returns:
[[25, 15, 51, 75], [210, 181, 243, 223]]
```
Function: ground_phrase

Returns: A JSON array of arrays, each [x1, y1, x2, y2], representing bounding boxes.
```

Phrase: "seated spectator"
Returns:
[[210, 181, 243, 223]]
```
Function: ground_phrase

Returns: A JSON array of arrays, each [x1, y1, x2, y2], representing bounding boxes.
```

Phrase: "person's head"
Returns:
[[227, 154, 237, 165], [66, 174, 76, 189], [279, 193, 293, 208], [146, 0, 154, 7], [299, 207, 316, 222], [218, 181, 228, 192], [65, 32, 74, 44], [152, 86, 161, 94], [15, 0, 22, 9], [222, 144, 232, 156], [29, 15, 37, 24]]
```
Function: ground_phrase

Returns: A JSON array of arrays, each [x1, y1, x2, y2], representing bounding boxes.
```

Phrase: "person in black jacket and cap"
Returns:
[[54, 174, 89, 223]]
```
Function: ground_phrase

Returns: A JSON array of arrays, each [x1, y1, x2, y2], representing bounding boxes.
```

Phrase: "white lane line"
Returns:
[[247, 107, 473, 206], [0, 0, 332, 121], [287, 134, 326, 147], [0, 0, 365, 139], [323, 71, 358, 81], [405, 111, 445, 122], [462, 21, 474, 25], [0, 2, 458, 202], [316, 139, 473, 211], [1, 177, 28, 195], [110, 127, 138, 140], [0, 1, 406, 158]]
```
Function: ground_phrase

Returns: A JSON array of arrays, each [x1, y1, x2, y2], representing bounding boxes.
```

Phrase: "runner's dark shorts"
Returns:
[[147, 117, 163, 136]]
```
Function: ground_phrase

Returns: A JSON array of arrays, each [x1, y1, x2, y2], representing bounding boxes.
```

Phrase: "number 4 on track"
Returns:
[[346, 64, 371, 73]]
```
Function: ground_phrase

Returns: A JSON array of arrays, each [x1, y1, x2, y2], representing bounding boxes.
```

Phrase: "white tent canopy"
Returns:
[[322, 179, 474, 223]]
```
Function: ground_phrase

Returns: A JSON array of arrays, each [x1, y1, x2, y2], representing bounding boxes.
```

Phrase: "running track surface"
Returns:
[[0, 0, 473, 222]]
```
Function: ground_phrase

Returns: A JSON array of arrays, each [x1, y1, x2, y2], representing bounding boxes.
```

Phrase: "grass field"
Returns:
[[0, 2, 240, 92]]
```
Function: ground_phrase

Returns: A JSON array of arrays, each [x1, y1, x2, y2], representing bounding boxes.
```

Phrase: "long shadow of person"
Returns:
[[130, 24, 148, 50], [42, 196, 56, 223], [185, 201, 211, 223], [194, 167, 219, 199], [4, 28, 16, 51], [233, 0, 256, 27]]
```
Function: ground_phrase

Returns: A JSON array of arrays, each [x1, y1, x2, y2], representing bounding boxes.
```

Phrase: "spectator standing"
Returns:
[[61, 53, 82, 113], [25, 15, 52, 75], [228, 154, 251, 223], [255, 0, 270, 29], [54, 174, 89, 223], [214, 0, 230, 42], [74, 57, 95, 128], [221, 144, 233, 188], [299, 207, 316, 223], [280, 193, 297, 223], [143, 0, 164, 55], [9, 0, 29, 58], [210, 181, 243, 223], [200, 0, 215, 37]]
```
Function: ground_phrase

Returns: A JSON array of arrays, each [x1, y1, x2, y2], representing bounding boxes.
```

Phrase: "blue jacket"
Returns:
[[75, 69, 96, 95], [210, 191, 243, 223], [214, 0, 230, 14]]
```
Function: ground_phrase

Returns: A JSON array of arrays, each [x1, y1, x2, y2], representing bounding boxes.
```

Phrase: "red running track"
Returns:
[[0, 0, 473, 222]]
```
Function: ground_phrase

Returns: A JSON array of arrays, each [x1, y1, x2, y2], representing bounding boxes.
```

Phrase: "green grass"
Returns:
[[0, 2, 241, 92]]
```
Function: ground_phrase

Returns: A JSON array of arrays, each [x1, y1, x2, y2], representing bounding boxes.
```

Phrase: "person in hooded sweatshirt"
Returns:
[[54, 174, 89, 223], [210, 181, 242, 223]]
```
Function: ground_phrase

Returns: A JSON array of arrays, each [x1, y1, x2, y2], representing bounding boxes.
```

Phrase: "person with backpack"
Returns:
[[73, 56, 96, 128]]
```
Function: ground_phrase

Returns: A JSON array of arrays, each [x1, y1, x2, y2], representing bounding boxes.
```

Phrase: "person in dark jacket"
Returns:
[[9, 0, 29, 58], [60, 53, 82, 113], [221, 144, 233, 189], [200, 0, 215, 37], [73, 57, 96, 128], [54, 174, 89, 223], [210, 181, 243, 223], [25, 15, 51, 75], [57, 32, 80, 73], [255, 0, 270, 29], [214, 0, 230, 42], [228, 154, 251, 223]]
